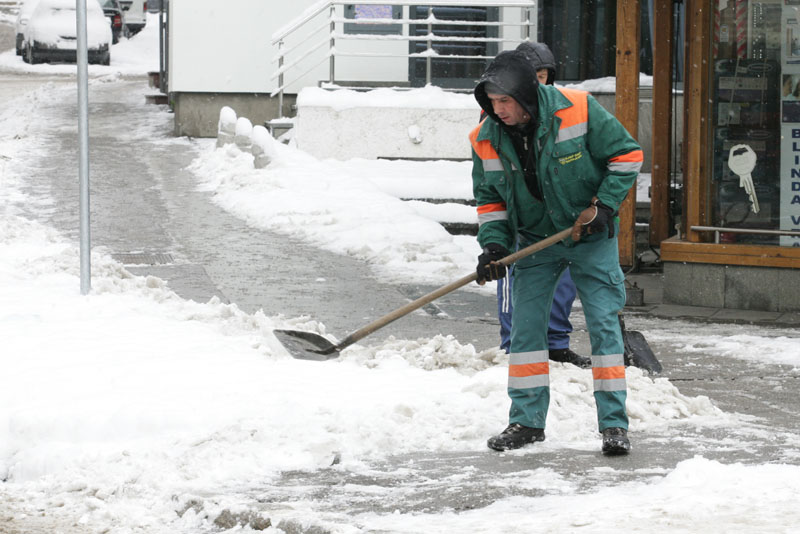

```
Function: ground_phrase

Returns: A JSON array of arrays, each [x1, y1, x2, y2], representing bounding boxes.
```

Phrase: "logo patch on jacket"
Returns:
[[558, 151, 583, 165]]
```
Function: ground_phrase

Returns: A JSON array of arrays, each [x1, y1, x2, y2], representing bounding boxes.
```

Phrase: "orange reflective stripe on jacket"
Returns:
[[476, 201, 507, 225], [554, 87, 589, 144], [471, 121, 509, 225], [609, 149, 644, 173], [470, 121, 505, 172]]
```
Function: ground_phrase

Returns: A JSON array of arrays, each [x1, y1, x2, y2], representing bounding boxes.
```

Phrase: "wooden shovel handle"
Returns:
[[335, 227, 572, 351]]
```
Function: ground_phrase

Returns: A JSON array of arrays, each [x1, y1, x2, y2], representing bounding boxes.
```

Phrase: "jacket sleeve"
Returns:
[[471, 146, 514, 251], [585, 94, 643, 212]]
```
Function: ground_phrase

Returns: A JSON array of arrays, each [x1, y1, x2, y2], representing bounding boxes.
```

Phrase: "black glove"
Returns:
[[572, 198, 616, 241], [476, 243, 510, 285], [588, 198, 615, 238]]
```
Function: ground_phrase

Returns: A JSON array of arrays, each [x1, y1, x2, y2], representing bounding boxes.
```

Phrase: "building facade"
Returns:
[[660, 0, 800, 312]]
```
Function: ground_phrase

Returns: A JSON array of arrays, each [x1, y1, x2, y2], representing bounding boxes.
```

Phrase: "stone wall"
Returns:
[[663, 262, 800, 312]]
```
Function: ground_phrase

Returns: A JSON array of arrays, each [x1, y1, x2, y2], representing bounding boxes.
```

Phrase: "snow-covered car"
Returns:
[[119, 0, 146, 36], [14, 0, 40, 56], [24, 0, 112, 65]]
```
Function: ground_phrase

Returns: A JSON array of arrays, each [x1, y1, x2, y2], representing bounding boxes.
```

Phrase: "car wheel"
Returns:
[[26, 42, 39, 65], [102, 53, 110, 66]]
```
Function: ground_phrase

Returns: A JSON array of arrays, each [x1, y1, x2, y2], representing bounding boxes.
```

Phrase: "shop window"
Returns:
[[711, 0, 799, 247], [407, 6, 499, 89], [344, 4, 402, 35], [537, 0, 656, 81]]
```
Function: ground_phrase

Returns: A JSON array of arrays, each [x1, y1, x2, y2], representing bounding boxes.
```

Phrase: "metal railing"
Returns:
[[691, 225, 800, 244], [271, 0, 536, 113]]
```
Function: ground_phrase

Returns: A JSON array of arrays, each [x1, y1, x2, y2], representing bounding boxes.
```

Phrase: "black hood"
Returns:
[[515, 41, 556, 85], [474, 49, 540, 128]]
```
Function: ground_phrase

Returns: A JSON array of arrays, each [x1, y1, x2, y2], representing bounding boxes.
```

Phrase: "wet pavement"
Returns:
[[11, 75, 503, 352]]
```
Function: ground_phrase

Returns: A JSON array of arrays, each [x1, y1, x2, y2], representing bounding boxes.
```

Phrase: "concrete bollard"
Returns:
[[216, 106, 237, 148], [251, 125, 276, 169], [234, 117, 253, 152]]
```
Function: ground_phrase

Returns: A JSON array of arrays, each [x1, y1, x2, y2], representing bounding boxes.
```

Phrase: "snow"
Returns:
[[27, 0, 111, 50], [563, 73, 655, 93], [299, 84, 480, 110], [235, 116, 253, 138], [218, 105, 237, 131], [0, 11, 160, 74], [2, 13, 800, 534]]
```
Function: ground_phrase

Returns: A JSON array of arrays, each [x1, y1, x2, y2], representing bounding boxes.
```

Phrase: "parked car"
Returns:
[[99, 0, 125, 44], [14, 0, 40, 56], [24, 0, 111, 65], [119, 0, 146, 36]]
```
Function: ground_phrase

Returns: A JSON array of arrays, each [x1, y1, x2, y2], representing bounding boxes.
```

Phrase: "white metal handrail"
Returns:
[[272, 0, 536, 43], [327, 16, 533, 28], [333, 33, 525, 43], [271, 0, 536, 112], [691, 225, 800, 244]]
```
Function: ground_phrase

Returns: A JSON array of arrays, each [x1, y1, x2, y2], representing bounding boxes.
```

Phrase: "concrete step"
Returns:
[[265, 118, 296, 138]]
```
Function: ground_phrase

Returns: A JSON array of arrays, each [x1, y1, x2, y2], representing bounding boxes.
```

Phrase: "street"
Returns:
[[2, 9, 800, 534]]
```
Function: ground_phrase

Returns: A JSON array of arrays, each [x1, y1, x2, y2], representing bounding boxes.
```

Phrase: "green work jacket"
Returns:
[[470, 85, 643, 250]]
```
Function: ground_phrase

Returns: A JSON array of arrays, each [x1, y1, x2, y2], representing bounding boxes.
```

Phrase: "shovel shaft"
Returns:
[[335, 227, 572, 352]]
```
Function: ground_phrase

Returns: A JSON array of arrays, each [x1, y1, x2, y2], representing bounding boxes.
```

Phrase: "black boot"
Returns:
[[487, 423, 545, 451], [601, 427, 631, 455], [549, 348, 592, 369]]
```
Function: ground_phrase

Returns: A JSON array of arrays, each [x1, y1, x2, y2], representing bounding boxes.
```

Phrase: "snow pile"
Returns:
[[190, 138, 480, 287], [637, 320, 800, 369], [563, 72, 655, 93], [0, 204, 737, 532], [299, 84, 480, 111], [360, 456, 800, 533]]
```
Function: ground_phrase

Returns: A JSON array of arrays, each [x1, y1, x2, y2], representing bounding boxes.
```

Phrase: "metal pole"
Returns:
[[525, 7, 531, 40], [76, 0, 91, 294], [278, 40, 285, 116], [426, 6, 432, 85], [329, 4, 335, 83], [161, 1, 168, 94], [158, 3, 164, 92]]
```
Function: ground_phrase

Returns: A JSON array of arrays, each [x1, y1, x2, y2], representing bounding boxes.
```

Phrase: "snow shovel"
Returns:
[[620, 314, 662, 375], [274, 227, 573, 361]]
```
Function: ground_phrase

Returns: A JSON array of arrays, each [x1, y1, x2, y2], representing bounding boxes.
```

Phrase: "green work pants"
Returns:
[[507, 232, 629, 432]]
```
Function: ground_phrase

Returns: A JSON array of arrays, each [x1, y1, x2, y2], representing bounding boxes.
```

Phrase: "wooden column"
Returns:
[[684, 0, 711, 242], [616, 0, 641, 268], [650, 0, 674, 246]]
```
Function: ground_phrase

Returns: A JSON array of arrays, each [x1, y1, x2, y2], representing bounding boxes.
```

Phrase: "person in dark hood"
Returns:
[[470, 48, 643, 455], [515, 41, 556, 84], [493, 42, 589, 371]]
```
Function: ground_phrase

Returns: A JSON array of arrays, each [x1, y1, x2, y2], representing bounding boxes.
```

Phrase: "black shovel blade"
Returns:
[[273, 329, 341, 361], [623, 329, 663, 375]]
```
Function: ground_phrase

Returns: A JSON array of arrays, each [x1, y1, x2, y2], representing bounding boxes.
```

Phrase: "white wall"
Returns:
[[168, 0, 321, 93], [293, 86, 481, 160]]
